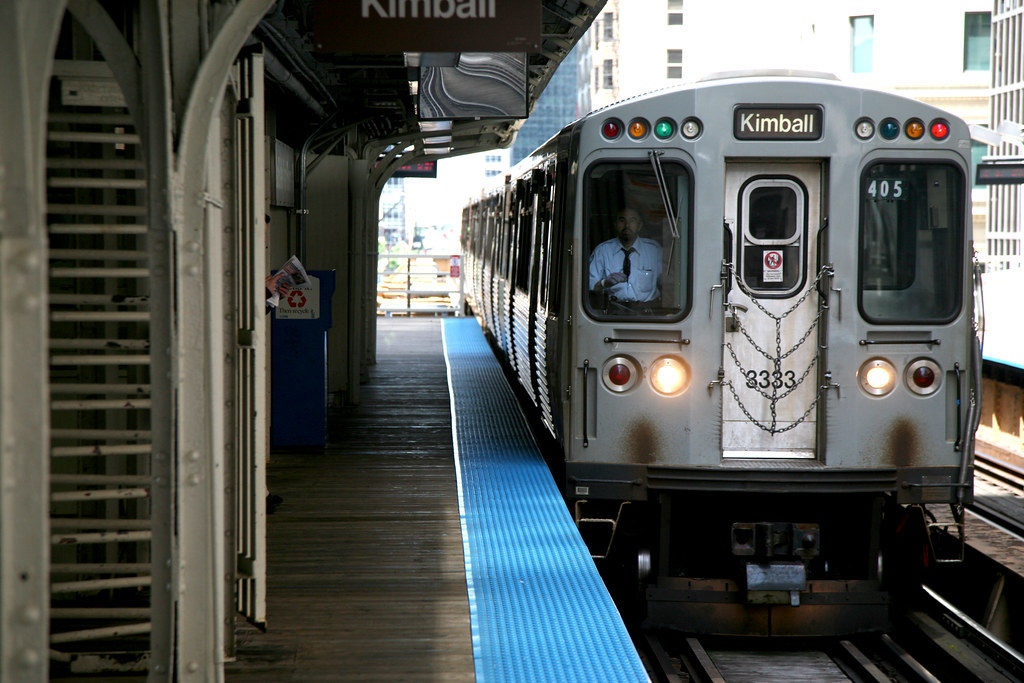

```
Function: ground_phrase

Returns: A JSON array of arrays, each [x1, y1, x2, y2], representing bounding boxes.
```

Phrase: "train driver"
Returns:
[[588, 207, 662, 303]]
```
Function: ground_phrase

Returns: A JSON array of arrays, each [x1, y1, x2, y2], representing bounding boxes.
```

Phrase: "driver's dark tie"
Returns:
[[622, 248, 633, 279]]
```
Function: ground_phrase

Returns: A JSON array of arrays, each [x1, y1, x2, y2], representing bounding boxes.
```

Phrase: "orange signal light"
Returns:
[[905, 120, 925, 140], [628, 119, 648, 139]]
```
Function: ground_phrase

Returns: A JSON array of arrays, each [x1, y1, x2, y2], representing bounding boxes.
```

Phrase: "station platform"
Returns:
[[227, 317, 645, 681]]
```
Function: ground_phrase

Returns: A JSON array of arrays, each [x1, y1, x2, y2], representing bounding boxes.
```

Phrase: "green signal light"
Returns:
[[654, 120, 675, 139], [880, 119, 900, 140]]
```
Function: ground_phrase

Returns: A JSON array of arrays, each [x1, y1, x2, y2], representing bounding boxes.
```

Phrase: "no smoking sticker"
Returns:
[[763, 250, 783, 283]]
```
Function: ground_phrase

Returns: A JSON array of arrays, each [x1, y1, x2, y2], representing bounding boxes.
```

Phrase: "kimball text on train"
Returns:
[[362, 0, 497, 19], [738, 112, 816, 134]]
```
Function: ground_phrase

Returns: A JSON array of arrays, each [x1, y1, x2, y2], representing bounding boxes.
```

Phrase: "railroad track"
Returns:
[[640, 590, 1024, 683], [970, 451, 1024, 539], [641, 629, 925, 682]]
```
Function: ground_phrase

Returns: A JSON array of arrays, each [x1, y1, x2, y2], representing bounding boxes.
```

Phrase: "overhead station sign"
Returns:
[[312, 0, 542, 53]]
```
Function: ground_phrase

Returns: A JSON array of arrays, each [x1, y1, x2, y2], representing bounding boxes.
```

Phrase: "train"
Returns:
[[460, 71, 982, 636]]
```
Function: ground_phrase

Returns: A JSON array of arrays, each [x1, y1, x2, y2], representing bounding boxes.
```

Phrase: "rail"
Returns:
[[971, 451, 1024, 539], [376, 252, 464, 316]]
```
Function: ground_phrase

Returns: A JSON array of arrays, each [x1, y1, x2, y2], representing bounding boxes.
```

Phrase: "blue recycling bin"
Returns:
[[271, 269, 335, 448]]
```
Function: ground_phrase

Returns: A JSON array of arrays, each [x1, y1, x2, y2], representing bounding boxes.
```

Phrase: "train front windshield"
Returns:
[[583, 161, 691, 320], [859, 162, 965, 323]]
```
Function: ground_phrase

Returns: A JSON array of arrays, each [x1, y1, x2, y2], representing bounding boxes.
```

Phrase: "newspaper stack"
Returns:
[[266, 255, 310, 308]]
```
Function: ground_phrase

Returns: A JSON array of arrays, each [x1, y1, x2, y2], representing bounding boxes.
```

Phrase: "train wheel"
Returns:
[[637, 547, 652, 584]]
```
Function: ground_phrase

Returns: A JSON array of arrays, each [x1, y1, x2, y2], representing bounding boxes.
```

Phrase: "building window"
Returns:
[[667, 49, 683, 79], [603, 12, 614, 41], [485, 170, 501, 177], [850, 16, 873, 73], [603, 59, 614, 89], [668, 0, 683, 25], [485, 154, 502, 163], [964, 12, 991, 71]]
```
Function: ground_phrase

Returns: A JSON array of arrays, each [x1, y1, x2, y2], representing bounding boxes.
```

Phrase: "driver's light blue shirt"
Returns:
[[588, 237, 662, 302]]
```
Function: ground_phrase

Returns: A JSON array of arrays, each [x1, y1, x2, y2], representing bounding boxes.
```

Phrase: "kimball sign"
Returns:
[[734, 105, 823, 141], [312, 0, 541, 53]]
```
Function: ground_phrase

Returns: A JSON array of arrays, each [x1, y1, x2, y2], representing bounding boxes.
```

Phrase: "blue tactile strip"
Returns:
[[442, 317, 648, 682]]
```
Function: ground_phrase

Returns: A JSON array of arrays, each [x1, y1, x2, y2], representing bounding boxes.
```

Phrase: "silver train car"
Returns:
[[461, 72, 982, 636]]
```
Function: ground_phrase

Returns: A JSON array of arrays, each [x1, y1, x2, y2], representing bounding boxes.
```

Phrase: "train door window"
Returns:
[[536, 184, 552, 307], [583, 160, 691, 320], [738, 177, 807, 297], [859, 162, 964, 323], [514, 181, 533, 291]]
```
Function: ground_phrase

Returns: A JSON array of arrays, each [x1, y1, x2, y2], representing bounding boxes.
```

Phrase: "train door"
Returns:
[[721, 161, 823, 459]]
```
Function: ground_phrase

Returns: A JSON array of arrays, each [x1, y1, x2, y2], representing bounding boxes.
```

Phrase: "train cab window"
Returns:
[[583, 160, 691, 320], [738, 178, 807, 296], [859, 162, 964, 323]]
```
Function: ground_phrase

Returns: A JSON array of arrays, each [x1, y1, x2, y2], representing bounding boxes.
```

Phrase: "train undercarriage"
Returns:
[[574, 487, 963, 637]]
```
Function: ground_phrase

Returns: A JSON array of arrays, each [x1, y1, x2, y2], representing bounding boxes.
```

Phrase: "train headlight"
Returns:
[[905, 358, 942, 396], [859, 359, 896, 396], [650, 356, 689, 396], [602, 356, 640, 393]]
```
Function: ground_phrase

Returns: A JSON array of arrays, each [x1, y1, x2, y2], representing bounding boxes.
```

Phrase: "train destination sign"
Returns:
[[734, 105, 823, 141]]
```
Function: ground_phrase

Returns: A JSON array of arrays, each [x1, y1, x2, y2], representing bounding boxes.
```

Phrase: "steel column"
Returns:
[[170, 0, 274, 678], [0, 2, 67, 680]]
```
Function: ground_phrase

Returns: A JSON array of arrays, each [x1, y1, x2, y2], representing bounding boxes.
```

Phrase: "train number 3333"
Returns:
[[745, 369, 797, 389]]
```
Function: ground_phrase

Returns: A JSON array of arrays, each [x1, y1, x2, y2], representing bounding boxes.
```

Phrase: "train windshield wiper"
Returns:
[[648, 150, 679, 239], [649, 150, 679, 276]]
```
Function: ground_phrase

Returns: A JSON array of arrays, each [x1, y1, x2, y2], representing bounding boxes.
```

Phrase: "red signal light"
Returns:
[[602, 119, 622, 139], [912, 365, 935, 388], [929, 120, 949, 140], [608, 363, 631, 386]]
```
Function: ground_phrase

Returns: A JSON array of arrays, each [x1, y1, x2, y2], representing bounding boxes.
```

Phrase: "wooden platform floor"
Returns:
[[227, 318, 474, 680]]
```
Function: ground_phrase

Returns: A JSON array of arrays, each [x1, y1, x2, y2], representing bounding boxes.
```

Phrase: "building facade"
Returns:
[[511, 43, 582, 165], [987, 0, 1024, 269]]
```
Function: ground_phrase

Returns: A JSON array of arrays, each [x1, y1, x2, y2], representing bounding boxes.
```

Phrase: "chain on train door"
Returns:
[[721, 162, 823, 459]]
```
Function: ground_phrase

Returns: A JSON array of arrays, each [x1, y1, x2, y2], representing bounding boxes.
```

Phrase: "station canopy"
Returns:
[[259, 1, 605, 173]]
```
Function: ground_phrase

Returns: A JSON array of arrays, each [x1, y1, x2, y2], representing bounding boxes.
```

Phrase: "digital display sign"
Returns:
[[393, 161, 438, 178], [975, 162, 1024, 185]]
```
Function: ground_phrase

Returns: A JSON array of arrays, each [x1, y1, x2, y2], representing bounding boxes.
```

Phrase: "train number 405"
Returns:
[[866, 178, 904, 200]]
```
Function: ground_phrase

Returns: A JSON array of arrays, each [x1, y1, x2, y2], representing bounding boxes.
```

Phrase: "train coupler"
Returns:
[[745, 561, 806, 606]]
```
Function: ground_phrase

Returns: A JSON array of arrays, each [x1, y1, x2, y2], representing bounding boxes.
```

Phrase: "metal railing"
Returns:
[[376, 252, 464, 316]]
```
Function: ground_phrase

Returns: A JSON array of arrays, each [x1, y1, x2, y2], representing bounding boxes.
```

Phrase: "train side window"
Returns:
[[858, 162, 964, 323], [583, 160, 691, 320]]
